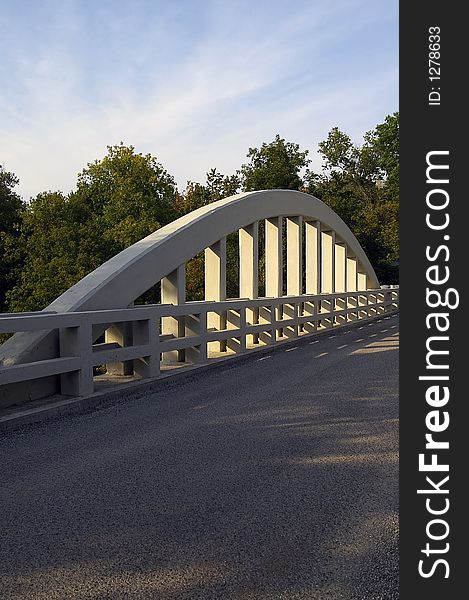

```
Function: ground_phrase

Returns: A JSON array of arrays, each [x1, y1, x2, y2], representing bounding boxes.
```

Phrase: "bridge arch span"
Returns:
[[43, 189, 378, 314], [1, 190, 385, 405]]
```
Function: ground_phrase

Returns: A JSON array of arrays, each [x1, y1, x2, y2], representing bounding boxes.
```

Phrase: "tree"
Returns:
[[304, 113, 399, 283], [0, 167, 24, 312], [176, 169, 240, 215], [178, 169, 240, 300], [366, 112, 399, 203], [239, 135, 310, 191], [75, 143, 178, 253], [6, 191, 89, 312], [7, 144, 179, 311]]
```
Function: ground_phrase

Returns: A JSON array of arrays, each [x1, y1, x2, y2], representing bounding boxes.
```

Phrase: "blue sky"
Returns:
[[0, 0, 398, 201]]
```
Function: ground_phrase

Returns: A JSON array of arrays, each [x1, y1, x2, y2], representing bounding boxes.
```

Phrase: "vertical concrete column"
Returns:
[[357, 271, 368, 291], [161, 265, 186, 362], [205, 238, 227, 303], [265, 217, 283, 297], [239, 222, 259, 343], [185, 311, 208, 363], [286, 216, 303, 296], [265, 216, 283, 339], [133, 317, 160, 378], [334, 243, 346, 293], [286, 216, 302, 338], [334, 243, 347, 324], [60, 321, 93, 397], [227, 307, 247, 353], [321, 231, 335, 293], [239, 222, 259, 299], [346, 256, 358, 291], [105, 321, 133, 375], [320, 231, 335, 328], [259, 304, 275, 345], [357, 271, 368, 319], [205, 237, 227, 350], [305, 220, 321, 295], [346, 256, 358, 321]]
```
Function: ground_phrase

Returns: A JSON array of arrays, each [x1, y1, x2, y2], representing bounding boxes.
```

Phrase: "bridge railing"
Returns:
[[0, 288, 398, 398]]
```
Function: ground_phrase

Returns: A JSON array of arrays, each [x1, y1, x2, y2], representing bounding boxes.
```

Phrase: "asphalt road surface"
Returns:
[[0, 316, 399, 600]]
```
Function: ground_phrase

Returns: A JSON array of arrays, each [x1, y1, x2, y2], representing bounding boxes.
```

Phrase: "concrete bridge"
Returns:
[[0, 190, 398, 598], [0, 190, 398, 409]]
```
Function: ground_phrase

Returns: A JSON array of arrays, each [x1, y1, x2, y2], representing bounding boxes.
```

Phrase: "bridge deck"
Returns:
[[0, 315, 398, 600]]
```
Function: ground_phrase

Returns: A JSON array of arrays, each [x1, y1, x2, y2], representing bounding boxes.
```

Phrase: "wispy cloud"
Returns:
[[0, 0, 398, 200]]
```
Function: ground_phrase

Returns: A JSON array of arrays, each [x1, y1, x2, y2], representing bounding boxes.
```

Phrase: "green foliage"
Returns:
[[177, 169, 240, 300], [2, 114, 399, 314], [75, 143, 178, 253], [176, 169, 240, 215], [7, 144, 178, 311], [304, 113, 399, 282], [0, 167, 24, 312], [185, 252, 205, 301], [7, 192, 86, 311], [239, 134, 310, 191]]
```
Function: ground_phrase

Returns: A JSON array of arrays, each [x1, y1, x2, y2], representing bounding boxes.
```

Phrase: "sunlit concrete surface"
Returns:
[[0, 316, 398, 600]]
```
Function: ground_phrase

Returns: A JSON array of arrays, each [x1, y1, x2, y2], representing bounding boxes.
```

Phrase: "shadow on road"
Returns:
[[0, 326, 399, 599]]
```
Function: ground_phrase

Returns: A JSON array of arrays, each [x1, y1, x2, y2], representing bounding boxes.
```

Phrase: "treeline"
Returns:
[[0, 113, 398, 313]]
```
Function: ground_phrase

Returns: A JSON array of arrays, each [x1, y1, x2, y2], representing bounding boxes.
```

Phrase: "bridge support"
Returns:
[[239, 222, 259, 345], [105, 300, 135, 375], [205, 237, 227, 352], [265, 216, 283, 339], [347, 256, 358, 291], [60, 323, 94, 396], [161, 266, 186, 362], [321, 231, 335, 328], [286, 216, 303, 296], [305, 220, 321, 295], [335, 243, 347, 324], [321, 231, 335, 294], [286, 217, 303, 337], [346, 256, 358, 321]]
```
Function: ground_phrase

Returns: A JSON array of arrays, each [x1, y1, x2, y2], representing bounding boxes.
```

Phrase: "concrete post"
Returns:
[[305, 220, 321, 295], [161, 265, 186, 362], [357, 271, 368, 319], [185, 311, 208, 363], [105, 321, 133, 375], [286, 216, 303, 296], [346, 256, 358, 321], [205, 237, 227, 351], [239, 222, 259, 344], [60, 321, 93, 397], [334, 242, 347, 325], [321, 230, 335, 294], [265, 217, 283, 297], [265, 216, 283, 339], [357, 272, 368, 291], [334, 243, 346, 293], [227, 307, 247, 353], [239, 222, 259, 299], [286, 217, 302, 337], [346, 256, 358, 291], [133, 317, 160, 378]]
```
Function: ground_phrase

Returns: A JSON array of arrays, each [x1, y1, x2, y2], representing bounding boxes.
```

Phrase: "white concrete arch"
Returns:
[[1, 190, 378, 370], [45, 189, 378, 310]]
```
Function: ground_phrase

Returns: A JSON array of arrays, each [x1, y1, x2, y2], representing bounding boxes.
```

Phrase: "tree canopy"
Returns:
[[6, 144, 178, 311], [0, 167, 24, 312], [1, 114, 399, 313], [240, 135, 310, 191], [304, 113, 399, 282]]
